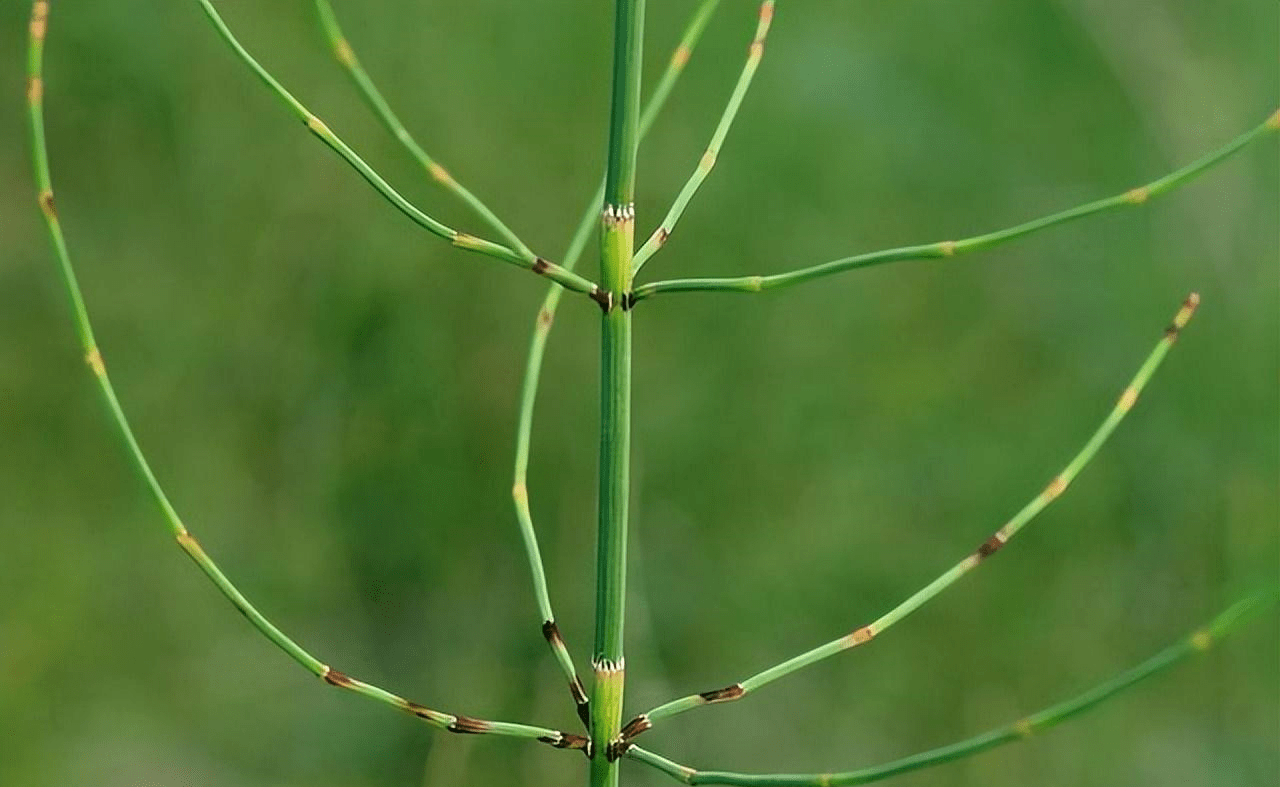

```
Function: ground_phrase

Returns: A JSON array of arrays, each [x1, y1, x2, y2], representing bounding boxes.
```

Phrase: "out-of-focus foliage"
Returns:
[[1, 1, 1275, 785]]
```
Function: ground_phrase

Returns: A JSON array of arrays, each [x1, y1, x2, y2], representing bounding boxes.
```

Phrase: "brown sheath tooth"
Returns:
[[38, 189, 57, 219], [448, 715, 491, 734], [542, 619, 564, 645], [619, 714, 652, 741], [322, 668, 353, 688], [590, 287, 614, 313], [536, 308, 554, 329], [698, 683, 746, 704], [405, 701, 433, 719], [606, 738, 631, 762], [532, 257, 551, 275], [655, 228, 670, 247], [976, 534, 1005, 559], [541, 733, 591, 755]]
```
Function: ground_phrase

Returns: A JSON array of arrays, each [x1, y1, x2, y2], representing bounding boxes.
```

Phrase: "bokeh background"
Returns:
[[1, 1, 1276, 785]]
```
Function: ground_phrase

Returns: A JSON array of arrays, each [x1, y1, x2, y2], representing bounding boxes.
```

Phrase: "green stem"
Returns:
[[27, 0, 583, 757], [592, 1, 645, 783], [511, 0, 724, 732], [623, 293, 1200, 737], [312, 0, 533, 258], [630, 111, 1280, 302], [625, 588, 1279, 785], [632, 1, 775, 275], [191, 0, 601, 296]]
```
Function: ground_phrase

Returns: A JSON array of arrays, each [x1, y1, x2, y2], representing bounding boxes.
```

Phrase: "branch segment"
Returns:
[[623, 587, 1279, 785], [631, 1, 775, 274], [622, 293, 1200, 739], [28, 0, 578, 756], [312, 0, 533, 258], [191, 0, 600, 297], [630, 111, 1280, 302]]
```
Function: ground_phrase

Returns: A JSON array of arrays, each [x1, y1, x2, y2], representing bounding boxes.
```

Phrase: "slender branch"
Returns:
[[312, 0, 533, 258], [624, 588, 1279, 785], [630, 111, 1280, 302], [631, 1, 774, 275], [621, 293, 1201, 739], [511, 0, 723, 731], [26, 0, 585, 757], [190, 0, 601, 297]]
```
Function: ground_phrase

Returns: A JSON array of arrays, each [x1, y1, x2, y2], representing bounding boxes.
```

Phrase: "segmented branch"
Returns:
[[312, 0, 533, 258], [27, 0, 581, 756], [631, 1, 775, 274], [621, 293, 1200, 739], [190, 0, 602, 298], [623, 589, 1278, 785], [630, 111, 1280, 302]]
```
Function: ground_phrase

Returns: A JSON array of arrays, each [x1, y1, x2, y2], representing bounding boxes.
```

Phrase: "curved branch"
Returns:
[[312, 0, 533, 258], [191, 0, 601, 297], [626, 589, 1278, 785], [27, 0, 583, 755]]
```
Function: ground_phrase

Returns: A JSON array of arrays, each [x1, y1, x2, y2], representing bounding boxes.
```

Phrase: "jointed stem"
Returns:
[[622, 293, 1201, 739], [312, 0, 533, 258], [511, 0, 725, 731], [590, 1, 646, 782], [631, 1, 775, 275], [27, 0, 585, 757], [630, 111, 1280, 302], [191, 0, 601, 298], [624, 588, 1279, 785]]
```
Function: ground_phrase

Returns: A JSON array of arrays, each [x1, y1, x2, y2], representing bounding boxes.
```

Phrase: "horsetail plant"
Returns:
[[27, 1, 1278, 785]]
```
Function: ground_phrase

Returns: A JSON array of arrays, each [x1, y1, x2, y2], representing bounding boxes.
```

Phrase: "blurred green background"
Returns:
[[2, 1, 1276, 785]]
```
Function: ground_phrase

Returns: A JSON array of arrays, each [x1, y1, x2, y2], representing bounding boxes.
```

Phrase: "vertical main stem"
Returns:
[[592, 1, 644, 784]]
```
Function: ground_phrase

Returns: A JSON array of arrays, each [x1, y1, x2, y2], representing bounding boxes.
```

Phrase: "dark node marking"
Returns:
[[39, 190, 57, 219], [536, 308, 554, 329], [656, 228, 670, 246], [620, 292, 636, 311], [619, 714, 652, 741], [404, 702, 436, 719], [323, 669, 353, 688], [977, 535, 1004, 559], [542, 733, 591, 755], [533, 257, 552, 274], [1164, 324, 1181, 340], [590, 287, 614, 313], [699, 683, 746, 704], [542, 619, 564, 645], [448, 715, 491, 734], [606, 739, 631, 762], [574, 692, 591, 727]]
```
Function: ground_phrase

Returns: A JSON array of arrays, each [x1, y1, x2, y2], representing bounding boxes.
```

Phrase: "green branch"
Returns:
[[626, 588, 1279, 785], [630, 111, 1280, 302], [26, 0, 585, 756], [510, 0, 725, 731], [312, 0, 533, 258], [191, 0, 601, 297], [631, 1, 775, 275], [622, 293, 1201, 739]]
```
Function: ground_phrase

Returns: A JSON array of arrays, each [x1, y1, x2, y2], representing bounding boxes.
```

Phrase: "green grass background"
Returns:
[[1, 1, 1276, 785]]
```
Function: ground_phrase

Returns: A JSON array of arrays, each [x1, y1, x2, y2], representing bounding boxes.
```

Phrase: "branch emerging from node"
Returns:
[[622, 293, 1200, 739], [28, 0, 578, 755], [625, 589, 1278, 785], [631, 1, 775, 275], [191, 0, 600, 297], [630, 111, 1280, 302], [312, 0, 534, 258]]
